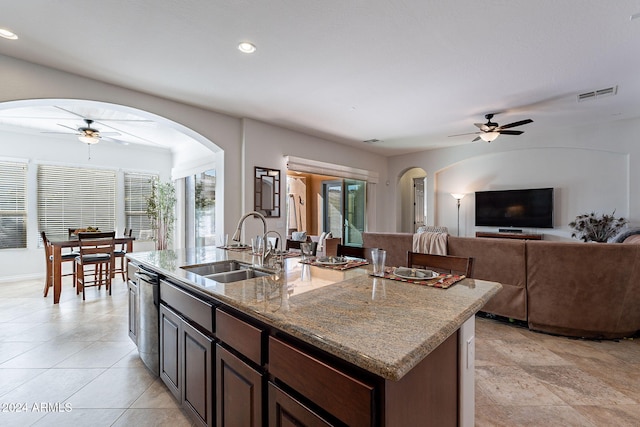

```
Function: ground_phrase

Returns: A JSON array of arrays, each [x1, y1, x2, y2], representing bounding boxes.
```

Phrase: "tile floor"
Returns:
[[0, 278, 194, 427], [474, 316, 640, 426], [1, 278, 639, 426]]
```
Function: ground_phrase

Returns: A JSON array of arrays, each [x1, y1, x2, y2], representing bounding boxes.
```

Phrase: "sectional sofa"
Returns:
[[362, 232, 640, 339]]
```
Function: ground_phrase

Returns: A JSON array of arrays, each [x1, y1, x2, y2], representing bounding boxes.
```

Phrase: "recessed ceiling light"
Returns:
[[0, 28, 18, 40], [238, 42, 256, 54]]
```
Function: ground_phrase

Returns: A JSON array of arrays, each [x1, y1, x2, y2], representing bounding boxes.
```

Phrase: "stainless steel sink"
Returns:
[[204, 268, 272, 283], [181, 260, 273, 283], [182, 260, 246, 276]]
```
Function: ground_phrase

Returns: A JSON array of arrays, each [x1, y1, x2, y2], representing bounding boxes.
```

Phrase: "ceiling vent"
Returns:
[[577, 85, 618, 102]]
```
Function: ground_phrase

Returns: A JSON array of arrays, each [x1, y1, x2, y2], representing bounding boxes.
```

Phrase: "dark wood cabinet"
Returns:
[[154, 276, 464, 427], [159, 304, 181, 401], [216, 344, 263, 427], [159, 281, 215, 427], [269, 336, 374, 427], [268, 382, 332, 427], [183, 321, 214, 427]]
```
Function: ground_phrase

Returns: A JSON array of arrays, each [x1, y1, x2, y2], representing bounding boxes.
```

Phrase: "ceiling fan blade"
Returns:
[[498, 130, 524, 135], [474, 123, 490, 131], [448, 131, 480, 137], [102, 137, 129, 146], [498, 119, 533, 130], [471, 136, 481, 142], [56, 123, 81, 132], [54, 106, 87, 120], [41, 131, 77, 135]]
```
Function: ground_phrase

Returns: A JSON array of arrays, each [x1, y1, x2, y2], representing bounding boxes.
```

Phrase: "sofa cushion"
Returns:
[[448, 236, 527, 321], [362, 232, 413, 269], [526, 241, 640, 338]]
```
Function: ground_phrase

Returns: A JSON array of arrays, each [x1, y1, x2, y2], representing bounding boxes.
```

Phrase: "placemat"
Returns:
[[300, 258, 369, 270], [377, 267, 465, 289]]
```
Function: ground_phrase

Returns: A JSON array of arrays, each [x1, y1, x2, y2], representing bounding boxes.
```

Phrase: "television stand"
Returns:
[[476, 231, 543, 240]]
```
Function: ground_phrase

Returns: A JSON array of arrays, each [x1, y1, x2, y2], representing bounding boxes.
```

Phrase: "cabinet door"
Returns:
[[216, 344, 263, 427], [159, 304, 181, 401], [182, 321, 214, 427], [127, 279, 138, 345], [268, 382, 332, 427]]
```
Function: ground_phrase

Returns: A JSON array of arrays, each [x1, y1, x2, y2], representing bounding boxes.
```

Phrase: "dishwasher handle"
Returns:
[[135, 270, 160, 307], [135, 270, 158, 283]]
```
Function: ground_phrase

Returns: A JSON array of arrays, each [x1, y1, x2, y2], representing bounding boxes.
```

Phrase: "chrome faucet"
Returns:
[[262, 230, 283, 270], [231, 211, 267, 244]]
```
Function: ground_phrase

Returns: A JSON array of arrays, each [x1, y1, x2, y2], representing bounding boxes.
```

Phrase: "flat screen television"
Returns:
[[475, 188, 554, 229]]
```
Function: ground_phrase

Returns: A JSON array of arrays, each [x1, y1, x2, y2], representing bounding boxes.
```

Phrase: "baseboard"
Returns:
[[0, 273, 44, 283]]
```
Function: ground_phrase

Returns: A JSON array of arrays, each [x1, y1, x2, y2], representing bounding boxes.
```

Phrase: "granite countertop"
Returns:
[[127, 246, 501, 381]]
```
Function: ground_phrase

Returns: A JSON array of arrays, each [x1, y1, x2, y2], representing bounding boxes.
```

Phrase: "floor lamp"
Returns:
[[451, 193, 465, 236]]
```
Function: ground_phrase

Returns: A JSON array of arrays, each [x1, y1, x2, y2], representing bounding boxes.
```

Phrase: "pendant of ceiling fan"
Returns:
[[449, 113, 533, 143], [42, 118, 127, 145], [78, 119, 101, 144]]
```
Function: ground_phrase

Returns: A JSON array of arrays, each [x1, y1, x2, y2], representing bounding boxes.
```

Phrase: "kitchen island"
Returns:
[[127, 247, 501, 427]]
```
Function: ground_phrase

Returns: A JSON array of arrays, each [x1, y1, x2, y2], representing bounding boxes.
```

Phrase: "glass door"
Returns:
[[322, 180, 343, 239], [322, 179, 366, 246], [343, 179, 366, 246], [185, 170, 216, 248]]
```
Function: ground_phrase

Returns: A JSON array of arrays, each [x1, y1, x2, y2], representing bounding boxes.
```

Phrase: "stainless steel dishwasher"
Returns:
[[134, 265, 160, 375]]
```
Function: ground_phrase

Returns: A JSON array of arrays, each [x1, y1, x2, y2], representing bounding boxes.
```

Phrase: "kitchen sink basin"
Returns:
[[181, 260, 273, 283], [204, 268, 272, 283], [182, 260, 247, 276]]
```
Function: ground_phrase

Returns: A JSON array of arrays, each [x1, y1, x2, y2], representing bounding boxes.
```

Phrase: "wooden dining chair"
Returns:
[[336, 244, 373, 260], [41, 231, 78, 297], [112, 228, 133, 281], [406, 251, 474, 277], [75, 231, 116, 300]]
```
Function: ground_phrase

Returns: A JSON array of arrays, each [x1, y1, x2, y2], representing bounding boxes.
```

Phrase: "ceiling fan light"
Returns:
[[480, 131, 500, 142], [0, 28, 18, 40], [79, 135, 100, 145], [238, 42, 256, 53]]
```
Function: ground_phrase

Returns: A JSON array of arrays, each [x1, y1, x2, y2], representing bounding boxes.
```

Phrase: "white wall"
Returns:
[[388, 116, 640, 240], [0, 55, 389, 281], [241, 119, 388, 243], [0, 53, 244, 239], [0, 130, 172, 281]]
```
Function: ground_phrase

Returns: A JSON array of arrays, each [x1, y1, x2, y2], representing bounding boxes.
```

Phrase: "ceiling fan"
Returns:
[[44, 118, 126, 145], [449, 113, 533, 143]]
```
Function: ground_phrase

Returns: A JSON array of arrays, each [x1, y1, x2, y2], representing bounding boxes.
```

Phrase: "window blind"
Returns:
[[37, 165, 116, 238], [0, 161, 27, 249], [124, 172, 156, 239]]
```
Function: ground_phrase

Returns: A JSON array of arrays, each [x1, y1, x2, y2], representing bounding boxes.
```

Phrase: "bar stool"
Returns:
[[112, 228, 132, 281], [75, 231, 116, 300]]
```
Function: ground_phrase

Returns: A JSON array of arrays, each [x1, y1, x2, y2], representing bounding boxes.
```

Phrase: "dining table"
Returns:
[[48, 234, 135, 304]]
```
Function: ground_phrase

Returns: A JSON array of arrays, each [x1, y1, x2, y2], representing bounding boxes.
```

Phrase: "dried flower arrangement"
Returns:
[[569, 211, 627, 242]]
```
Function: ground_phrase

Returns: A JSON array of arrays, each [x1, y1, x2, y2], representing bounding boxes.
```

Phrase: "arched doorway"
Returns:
[[398, 167, 427, 233]]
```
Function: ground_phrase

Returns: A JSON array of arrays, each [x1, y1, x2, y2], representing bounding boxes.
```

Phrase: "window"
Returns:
[[37, 165, 116, 237], [124, 172, 157, 239], [185, 170, 216, 248], [0, 161, 27, 249]]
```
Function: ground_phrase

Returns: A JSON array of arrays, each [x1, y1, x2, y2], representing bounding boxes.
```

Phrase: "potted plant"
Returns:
[[146, 177, 176, 250], [569, 211, 627, 242]]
